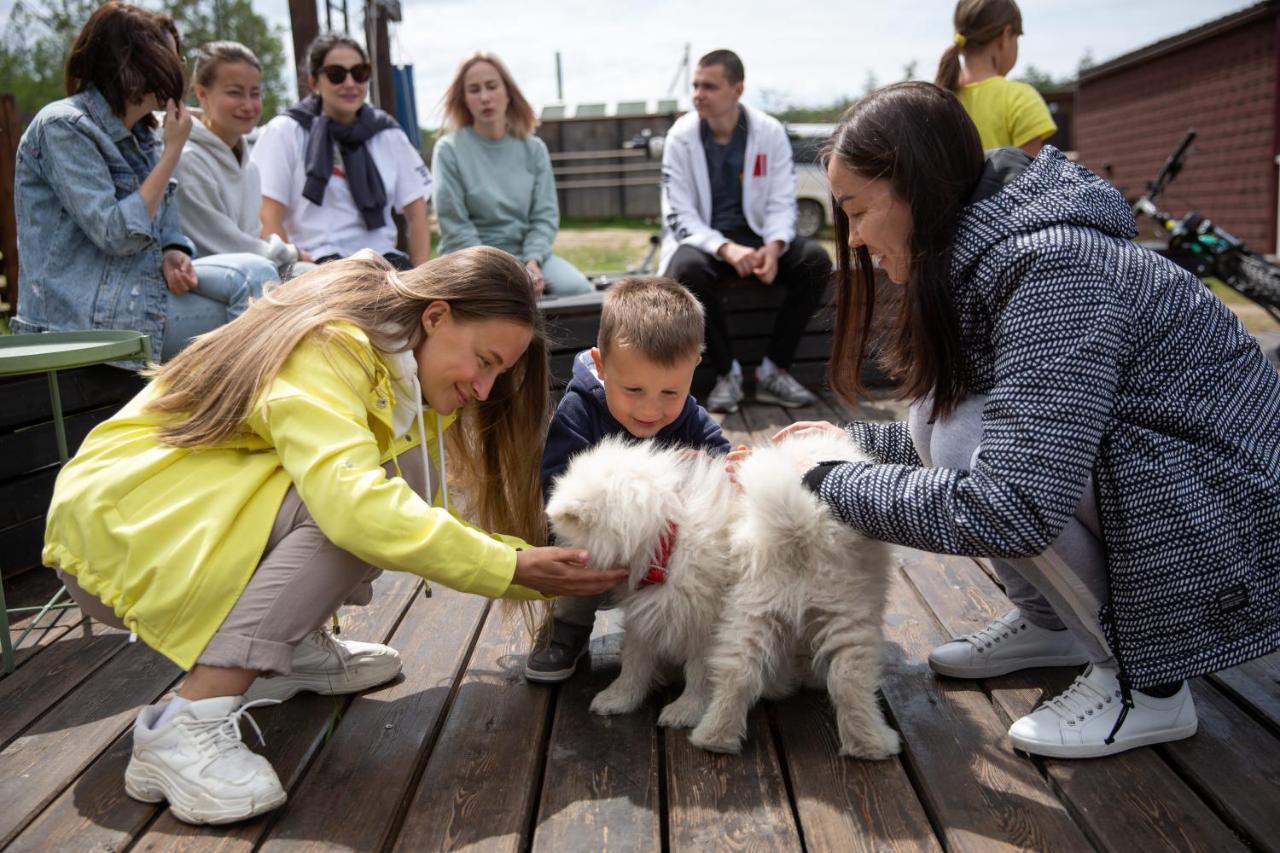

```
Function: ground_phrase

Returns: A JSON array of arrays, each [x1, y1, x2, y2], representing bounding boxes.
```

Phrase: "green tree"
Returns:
[[1016, 64, 1067, 92], [0, 0, 98, 117], [0, 0, 289, 120]]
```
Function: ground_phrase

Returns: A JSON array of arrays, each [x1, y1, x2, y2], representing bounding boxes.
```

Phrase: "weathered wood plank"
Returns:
[[16, 571, 422, 853], [904, 549, 1248, 852], [532, 610, 661, 853], [664, 706, 801, 851], [123, 572, 423, 853], [882, 549, 1092, 852], [391, 602, 554, 852], [1159, 682, 1280, 852], [254, 586, 488, 852], [772, 691, 943, 853], [1210, 652, 1280, 732], [0, 616, 129, 748], [0, 640, 182, 846]]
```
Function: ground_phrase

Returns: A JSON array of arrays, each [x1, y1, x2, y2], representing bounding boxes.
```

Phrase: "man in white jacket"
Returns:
[[660, 49, 831, 413]]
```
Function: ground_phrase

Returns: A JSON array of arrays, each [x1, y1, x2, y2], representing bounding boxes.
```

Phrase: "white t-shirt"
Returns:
[[250, 114, 432, 258]]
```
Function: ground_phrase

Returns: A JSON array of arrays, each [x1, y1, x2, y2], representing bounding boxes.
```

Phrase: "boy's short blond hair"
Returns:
[[598, 277, 705, 365]]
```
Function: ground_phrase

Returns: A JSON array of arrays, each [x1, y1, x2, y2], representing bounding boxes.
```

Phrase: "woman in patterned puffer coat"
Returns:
[[752, 81, 1280, 759]]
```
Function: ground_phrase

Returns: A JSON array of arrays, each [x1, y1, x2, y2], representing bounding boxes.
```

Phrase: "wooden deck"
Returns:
[[2, 391, 1279, 852]]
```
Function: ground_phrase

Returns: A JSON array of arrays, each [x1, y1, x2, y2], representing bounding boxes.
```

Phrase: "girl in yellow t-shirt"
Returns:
[[936, 0, 1057, 155]]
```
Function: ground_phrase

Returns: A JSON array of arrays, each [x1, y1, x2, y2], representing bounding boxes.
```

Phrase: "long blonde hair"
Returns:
[[147, 248, 551, 544], [935, 0, 1023, 92], [442, 52, 537, 138]]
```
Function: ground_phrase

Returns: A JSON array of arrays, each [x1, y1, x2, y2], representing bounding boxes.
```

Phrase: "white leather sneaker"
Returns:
[[1008, 663, 1198, 758], [928, 609, 1090, 678], [126, 696, 286, 824], [244, 629, 402, 703]]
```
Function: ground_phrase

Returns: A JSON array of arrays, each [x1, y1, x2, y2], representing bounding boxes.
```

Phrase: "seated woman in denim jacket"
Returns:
[[12, 2, 278, 362]]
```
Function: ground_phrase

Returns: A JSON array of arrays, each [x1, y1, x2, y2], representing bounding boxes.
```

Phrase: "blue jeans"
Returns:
[[541, 254, 593, 296], [161, 254, 279, 360]]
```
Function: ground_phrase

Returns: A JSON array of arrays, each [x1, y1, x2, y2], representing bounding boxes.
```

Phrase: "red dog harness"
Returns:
[[639, 520, 678, 588]]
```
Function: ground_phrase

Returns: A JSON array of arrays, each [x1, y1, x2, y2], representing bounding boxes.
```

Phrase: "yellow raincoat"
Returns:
[[43, 323, 544, 670]]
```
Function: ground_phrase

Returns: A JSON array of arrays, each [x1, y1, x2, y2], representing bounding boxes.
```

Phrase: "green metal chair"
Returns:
[[0, 330, 150, 674]]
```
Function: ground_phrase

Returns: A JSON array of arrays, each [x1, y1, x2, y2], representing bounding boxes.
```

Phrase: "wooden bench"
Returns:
[[541, 271, 892, 398]]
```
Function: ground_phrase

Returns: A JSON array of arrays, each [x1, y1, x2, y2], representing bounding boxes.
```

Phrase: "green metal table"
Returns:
[[0, 330, 150, 674]]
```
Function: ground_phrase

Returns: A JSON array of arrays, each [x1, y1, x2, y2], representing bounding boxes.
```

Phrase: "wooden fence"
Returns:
[[537, 111, 680, 220]]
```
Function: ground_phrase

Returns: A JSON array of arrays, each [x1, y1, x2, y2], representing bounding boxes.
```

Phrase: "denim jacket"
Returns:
[[12, 86, 195, 356]]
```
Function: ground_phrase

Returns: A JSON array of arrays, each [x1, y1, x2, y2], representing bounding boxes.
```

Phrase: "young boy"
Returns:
[[524, 276, 732, 682]]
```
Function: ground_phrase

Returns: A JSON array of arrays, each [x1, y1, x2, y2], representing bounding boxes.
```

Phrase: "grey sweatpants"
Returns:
[[60, 449, 429, 675], [908, 395, 1114, 665]]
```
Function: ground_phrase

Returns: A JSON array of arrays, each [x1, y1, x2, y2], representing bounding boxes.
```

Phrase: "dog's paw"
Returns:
[[658, 696, 707, 729], [839, 725, 902, 760], [686, 717, 747, 753], [590, 686, 644, 716], [688, 719, 744, 754]]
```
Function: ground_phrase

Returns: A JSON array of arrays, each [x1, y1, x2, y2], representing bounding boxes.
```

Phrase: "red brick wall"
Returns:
[[1075, 12, 1278, 253]]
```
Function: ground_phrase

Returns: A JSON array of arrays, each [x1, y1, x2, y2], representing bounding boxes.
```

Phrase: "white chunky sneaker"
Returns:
[[126, 696, 286, 824], [928, 609, 1090, 678], [244, 629, 402, 702], [1008, 664, 1197, 758]]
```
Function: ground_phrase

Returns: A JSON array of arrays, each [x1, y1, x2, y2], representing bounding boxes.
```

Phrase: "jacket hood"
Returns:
[[951, 146, 1138, 281], [184, 110, 249, 173]]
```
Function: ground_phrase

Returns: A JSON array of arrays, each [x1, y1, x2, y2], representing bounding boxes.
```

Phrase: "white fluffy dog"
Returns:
[[544, 430, 900, 759]]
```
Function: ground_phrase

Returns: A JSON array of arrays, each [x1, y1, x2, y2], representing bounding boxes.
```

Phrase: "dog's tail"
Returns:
[[733, 444, 832, 557]]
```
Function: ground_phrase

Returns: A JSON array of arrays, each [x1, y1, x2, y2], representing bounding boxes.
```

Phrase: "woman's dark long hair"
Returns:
[[823, 81, 985, 419]]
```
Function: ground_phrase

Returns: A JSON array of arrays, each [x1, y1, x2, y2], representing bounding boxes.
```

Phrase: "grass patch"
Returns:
[[560, 216, 658, 231]]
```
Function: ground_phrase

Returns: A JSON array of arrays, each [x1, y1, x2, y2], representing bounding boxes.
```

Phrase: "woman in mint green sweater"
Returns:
[[433, 53, 592, 297]]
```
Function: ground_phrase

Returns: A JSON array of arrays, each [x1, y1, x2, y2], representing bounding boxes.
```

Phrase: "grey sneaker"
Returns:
[[524, 619, 593, 683], [755, 370, 816, 408], [707, 372, 744, 413]]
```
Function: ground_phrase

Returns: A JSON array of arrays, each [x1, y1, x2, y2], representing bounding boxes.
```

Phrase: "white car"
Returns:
[[787, 123, 837, 238]]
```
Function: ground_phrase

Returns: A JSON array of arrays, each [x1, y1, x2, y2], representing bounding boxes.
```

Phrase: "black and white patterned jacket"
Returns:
[[816, 147, 1280, 688]]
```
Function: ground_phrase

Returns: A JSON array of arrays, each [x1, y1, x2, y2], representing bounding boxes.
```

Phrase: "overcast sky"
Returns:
[[2, 0, 1261, 124]]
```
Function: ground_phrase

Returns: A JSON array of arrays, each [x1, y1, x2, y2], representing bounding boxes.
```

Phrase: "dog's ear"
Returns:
[[547, 496, 596, 530]]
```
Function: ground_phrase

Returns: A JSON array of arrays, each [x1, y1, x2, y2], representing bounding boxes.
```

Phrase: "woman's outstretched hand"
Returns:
[[513, 547, 628, 596]]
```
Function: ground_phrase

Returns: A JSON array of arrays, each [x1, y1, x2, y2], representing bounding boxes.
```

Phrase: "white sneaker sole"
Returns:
[[928, 652, 1091, 679], [244, 658, 403, 702], [125, 758, 286, 824], [754, 389, 814, 408], [1010, 720, 1198, 758]]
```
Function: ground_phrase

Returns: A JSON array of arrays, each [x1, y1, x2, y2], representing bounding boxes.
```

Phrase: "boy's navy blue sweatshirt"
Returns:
[[541, 350, 732, 503]]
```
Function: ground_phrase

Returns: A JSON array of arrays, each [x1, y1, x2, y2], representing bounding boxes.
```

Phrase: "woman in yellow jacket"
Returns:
[[936, 0, 1057, 156], [42, 246, 626, 825]]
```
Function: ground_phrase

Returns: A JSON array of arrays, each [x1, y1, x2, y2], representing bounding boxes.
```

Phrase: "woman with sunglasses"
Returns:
[[251, 33, 432, 271], [13, 1, 279, 362]]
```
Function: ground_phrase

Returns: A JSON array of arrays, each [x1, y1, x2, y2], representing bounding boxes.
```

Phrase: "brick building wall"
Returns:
[[1075, 4, 1279, 253]]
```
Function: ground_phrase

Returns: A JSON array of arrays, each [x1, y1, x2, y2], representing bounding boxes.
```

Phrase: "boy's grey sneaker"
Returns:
[[524, 619, 593, 683], [707, 372, 744, 413], [755, 370, 816, 408]]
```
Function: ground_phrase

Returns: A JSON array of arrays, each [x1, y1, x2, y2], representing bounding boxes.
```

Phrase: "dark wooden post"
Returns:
[[0, 94, 21, 315], [289, 0, 320, 98]]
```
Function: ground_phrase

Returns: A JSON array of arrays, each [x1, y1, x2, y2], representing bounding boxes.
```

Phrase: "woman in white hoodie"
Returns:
[[176, 41, 307, 273]]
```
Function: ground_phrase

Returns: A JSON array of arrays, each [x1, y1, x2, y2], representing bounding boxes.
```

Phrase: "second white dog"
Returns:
[[544, 430, 900, 759]]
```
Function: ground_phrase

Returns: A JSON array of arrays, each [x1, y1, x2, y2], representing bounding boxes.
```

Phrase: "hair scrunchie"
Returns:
[[953, 33, 967, 47]]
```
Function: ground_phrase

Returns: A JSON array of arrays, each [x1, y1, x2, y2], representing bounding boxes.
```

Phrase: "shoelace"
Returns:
[[311, 628, 353, 681], [1042, 674, 1116, 727], [183, 698, 281, 757], [965, 616, 1024, 650]]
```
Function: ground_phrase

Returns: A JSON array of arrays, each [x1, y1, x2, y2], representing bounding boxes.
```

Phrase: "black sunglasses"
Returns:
[[317, 63, 372, 85]]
